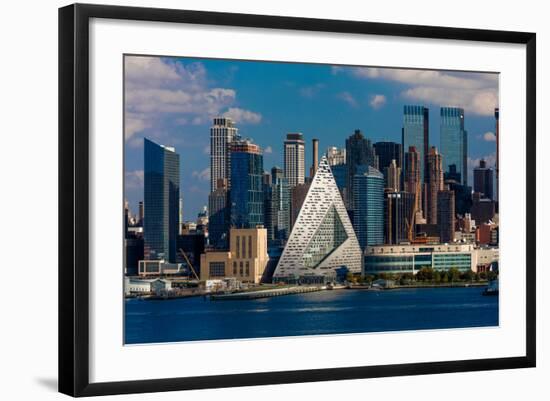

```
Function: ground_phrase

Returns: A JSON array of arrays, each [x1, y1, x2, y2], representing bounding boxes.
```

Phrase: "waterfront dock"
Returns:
[[210, 285, 322, 300]]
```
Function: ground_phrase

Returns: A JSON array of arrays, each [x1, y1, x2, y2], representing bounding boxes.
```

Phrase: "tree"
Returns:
[[448, 267, 460, 283], [434, 270, 441, 283]]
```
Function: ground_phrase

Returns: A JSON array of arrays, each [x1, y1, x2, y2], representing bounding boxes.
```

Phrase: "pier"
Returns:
[[210, 285, 322, 300]]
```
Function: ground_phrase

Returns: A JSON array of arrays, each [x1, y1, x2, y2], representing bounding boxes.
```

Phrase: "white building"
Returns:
[[210, 117, 238, 192], [274, 156, 362, 282]]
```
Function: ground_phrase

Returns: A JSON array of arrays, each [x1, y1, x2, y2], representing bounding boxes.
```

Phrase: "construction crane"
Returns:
[[178, 248, 200, 281]]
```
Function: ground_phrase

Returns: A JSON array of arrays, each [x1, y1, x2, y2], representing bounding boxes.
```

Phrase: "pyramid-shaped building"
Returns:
[[273, 156, 362, 281]]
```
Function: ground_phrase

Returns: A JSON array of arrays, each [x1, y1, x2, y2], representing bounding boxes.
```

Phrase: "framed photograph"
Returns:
[[59, 3, 536, 397]]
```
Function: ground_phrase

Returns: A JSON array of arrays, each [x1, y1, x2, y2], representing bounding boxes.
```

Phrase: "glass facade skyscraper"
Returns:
[[353, 166, 385, 249], [440, 107, 468, 186], [345, 130, 378, 210], [402, 105, 429, 183], [143, 138, 180, 263], [230, 140, 264, 228]]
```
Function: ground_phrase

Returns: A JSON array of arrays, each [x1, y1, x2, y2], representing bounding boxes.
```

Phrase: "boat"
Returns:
[[482, 279, 499, 296]]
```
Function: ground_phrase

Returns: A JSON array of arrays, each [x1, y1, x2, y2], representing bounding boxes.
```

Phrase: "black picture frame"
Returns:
[[59, 3, 536, 397]]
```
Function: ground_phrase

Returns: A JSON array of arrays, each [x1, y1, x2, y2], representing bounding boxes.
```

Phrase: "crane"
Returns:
[[178, 248, 200, 281]]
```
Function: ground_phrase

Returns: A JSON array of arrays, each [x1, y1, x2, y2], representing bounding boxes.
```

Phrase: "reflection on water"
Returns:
[[125, 287, 498, 344]]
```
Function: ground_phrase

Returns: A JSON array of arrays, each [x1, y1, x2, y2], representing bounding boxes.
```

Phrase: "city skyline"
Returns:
[[124, 55, 498, 220]]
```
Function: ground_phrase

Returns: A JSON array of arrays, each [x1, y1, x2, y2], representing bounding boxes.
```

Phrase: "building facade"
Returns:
[[284, 133, 305, 187], [208, 179, 229, 248], [402, 105, 429, 183], [426, 146, 444, 224], [437, 189, 456, 243], [274, 156, 362, 281], [440, 107, 468, 186], [264, 166, 291, 244], [385, 191, 415, 245], [473, 159, 494, 200], [353, 166, 385, 249], [210, 117, 238, 192], [143, 138, 180, 263], [345, 129, 378, 209], [364, 243, 477, 275], [229, 139, 264, 228], [404, 146, 422, 218], [200, 227, 269, 283]]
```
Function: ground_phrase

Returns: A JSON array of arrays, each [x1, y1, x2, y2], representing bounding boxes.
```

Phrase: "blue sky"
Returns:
[[124, 56, 498, 220]]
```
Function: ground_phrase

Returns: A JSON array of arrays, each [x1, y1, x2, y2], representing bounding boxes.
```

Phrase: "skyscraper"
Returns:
[[210, 117, 238, 192], [264, 166, 290, 244], [143, 138, 180, 263], [284, 133, 305, 187], [426, 146, 444, 224], [404, 146, 422, 217], [474, 159, 494, 200], [437, 189, 455, 243], [374, 141, 403, 176], [440, 107, 468, 186], [346, 129, 378, 209], [274, 156, 362, 281], [402, 106, 429, 182], [385, 191, 416, 245], [229, 139, 264, 228], [326, 146, 346, 166], [353, 166, 385, 249], [208, 179, 229, 249], [138, 201, 144, 226], [384, 159, 401, 192]]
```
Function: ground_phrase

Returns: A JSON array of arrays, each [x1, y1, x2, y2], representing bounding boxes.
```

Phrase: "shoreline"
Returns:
[[126, 282, 491, 301]]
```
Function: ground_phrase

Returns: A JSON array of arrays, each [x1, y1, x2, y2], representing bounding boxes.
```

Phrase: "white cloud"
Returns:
[[124, 56, 261, 141], [369, 94, 387, 110], [222, 107, 262, 124], [337, 91, 358, 108], [125, 170, 144, 189], [483, 131, 496, 142], [468, 154, 496, 169], [299, 83, 325, 98], [192, 167, 210, 181], [264, 146, 273, 154], [333, 66, 498, 116]]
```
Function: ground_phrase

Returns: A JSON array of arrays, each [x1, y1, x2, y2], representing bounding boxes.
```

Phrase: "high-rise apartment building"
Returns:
[[326, 146, 346, 166], [264, 166, 291, 244], [402, 106, 429, 183], [143, 138, 180, 263], [210, 117, 238, 192], [384, 159, 401, 192], [274, 156, 362, 281], [374, 141, 403, 175], [353, 166, 385, 249], [284, 133, 305, 187], [440, 107, 468, 186], [229, 139, 264, 229], [208, 178, 229, 249], [473, 159, 494, 200], [437, 188, 456, 243], [404, 146, 422, 217], [385, 191, 416, 245], [426, 146, 444, 224]]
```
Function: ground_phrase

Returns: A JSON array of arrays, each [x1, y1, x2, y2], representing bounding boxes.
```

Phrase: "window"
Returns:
[[239, 261, 244, 276], [248, 236, 252, 258], [236, 236, 240, 258], [233, 261, 237, 275], [209, 262, 225, 277], [245, 261, 250, 276]]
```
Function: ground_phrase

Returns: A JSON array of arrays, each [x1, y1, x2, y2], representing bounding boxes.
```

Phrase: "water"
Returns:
[[124, 287, 498, 344]]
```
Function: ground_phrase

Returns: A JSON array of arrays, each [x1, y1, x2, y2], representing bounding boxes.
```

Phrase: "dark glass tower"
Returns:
[[143, 138, 180, 263], [264, 166, 291, 244], [440, 107, 468, 186], [402, 106, 429, 183], [345, 129, 378, 210], [385, 191, 415, 245], [473, 159, 494, 200], [230, 139, 264, 228]]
